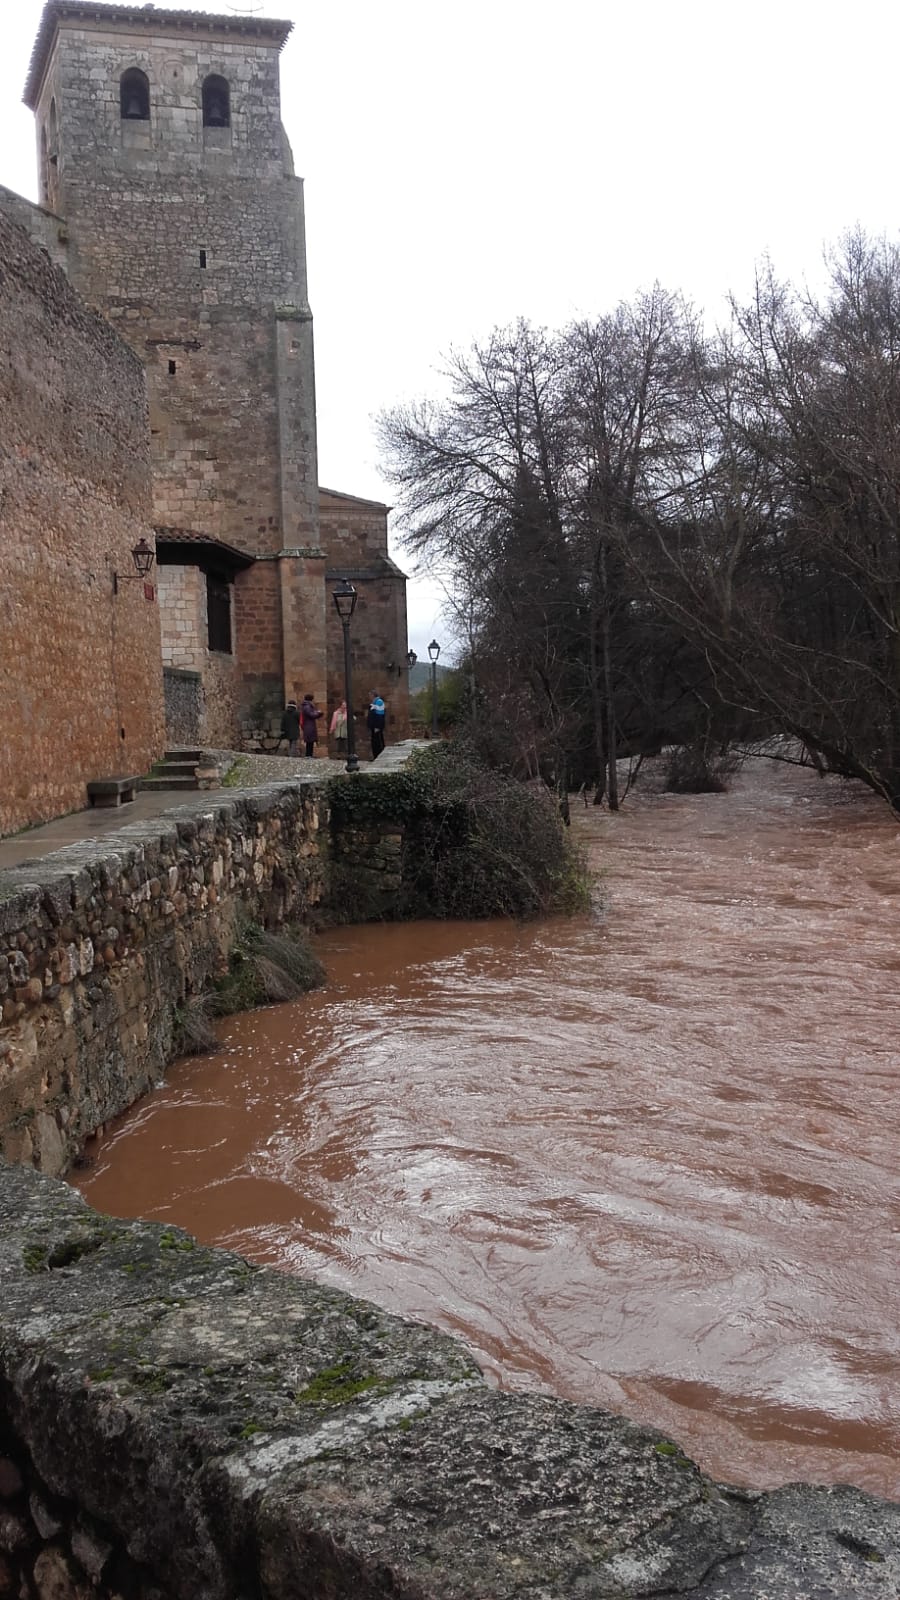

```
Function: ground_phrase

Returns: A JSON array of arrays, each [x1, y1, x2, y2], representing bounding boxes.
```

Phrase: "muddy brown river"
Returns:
[[74, 759, 900, 1499]]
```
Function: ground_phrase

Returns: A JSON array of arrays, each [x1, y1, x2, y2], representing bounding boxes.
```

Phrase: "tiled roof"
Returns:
[[25, 1, 292, 107], [319, 485, 392, 514]]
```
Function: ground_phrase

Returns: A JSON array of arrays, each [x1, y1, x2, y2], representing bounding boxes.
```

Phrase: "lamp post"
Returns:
[[332, 579, 359, 774], [427, 638, 440, 737]]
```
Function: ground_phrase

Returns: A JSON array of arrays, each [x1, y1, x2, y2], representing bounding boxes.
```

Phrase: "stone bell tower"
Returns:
[[24, 1, 327, 733]]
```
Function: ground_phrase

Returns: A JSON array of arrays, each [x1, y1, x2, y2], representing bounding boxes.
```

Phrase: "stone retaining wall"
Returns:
[[1, 1163, 897, 1600], [0, 752, 414, 1177]]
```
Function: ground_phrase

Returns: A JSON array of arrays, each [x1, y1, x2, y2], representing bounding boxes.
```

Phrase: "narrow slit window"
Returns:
[[120, 68, 150, 121], [40, 126, 49, 204], [202, 75, 230, 128], [199, 249, 207, 269], [48, 98, 59, 165], [168, 359, 176, 375], [207, 573, 232, 653]]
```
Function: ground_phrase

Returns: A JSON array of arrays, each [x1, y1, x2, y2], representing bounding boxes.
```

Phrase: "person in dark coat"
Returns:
[[300, 693, 323, 758], [281, 700, 301, 757], [367, 690, 386, 760]]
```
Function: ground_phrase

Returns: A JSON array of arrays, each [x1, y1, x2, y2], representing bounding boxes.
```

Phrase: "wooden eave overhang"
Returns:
[[154, 527, 255, 577]]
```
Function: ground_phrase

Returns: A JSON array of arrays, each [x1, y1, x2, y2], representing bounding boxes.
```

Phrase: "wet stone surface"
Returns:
[[0, 1164, 898, 1597]]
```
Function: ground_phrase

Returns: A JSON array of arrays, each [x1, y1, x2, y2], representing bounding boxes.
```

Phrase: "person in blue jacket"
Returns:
[[367, 691, 386, 759]]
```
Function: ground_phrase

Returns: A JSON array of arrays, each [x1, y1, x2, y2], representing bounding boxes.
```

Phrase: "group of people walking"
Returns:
[[280, 692, 387, 761]]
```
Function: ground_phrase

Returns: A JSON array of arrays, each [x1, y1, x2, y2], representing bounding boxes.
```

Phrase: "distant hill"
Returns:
[[409, 661, 452, 694]]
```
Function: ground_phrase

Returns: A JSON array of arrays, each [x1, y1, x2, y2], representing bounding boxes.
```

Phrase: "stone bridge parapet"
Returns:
[[1, 1163, 897, 1599]]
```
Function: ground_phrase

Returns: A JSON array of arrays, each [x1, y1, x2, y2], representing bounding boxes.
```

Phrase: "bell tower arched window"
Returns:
[[120, 68, 150, 121], [202, 75, 230, 129]]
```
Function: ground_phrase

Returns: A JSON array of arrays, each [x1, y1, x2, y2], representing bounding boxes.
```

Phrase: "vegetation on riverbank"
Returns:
[[176, 748, 588, 1055], [173, 921, 326, 1055], [329, 743, 590, 920]]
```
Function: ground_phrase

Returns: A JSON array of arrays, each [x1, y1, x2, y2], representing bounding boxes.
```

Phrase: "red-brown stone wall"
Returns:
[[320, 490, 392, 568], [232, 561, 283, 722], [0, 211, 164, 837], [320, 492, 411, 747]]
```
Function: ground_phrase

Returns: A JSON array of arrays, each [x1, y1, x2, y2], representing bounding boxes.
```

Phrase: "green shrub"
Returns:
[[329, 742, 591, 921], [213, 921, 326, 1015], [173, 994, 220, 1056], [408, 743, 590, 919]]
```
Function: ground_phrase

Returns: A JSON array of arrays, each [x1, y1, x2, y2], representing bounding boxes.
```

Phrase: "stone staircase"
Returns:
[[141, 748, 219, 793]]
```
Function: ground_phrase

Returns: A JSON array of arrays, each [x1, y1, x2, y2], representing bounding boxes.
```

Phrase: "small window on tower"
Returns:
[[202, 75, 230, 129], [199, 249, 207, 269], [120, 68, 150, 121], [207, 573, 232, 654], [48, 98, 59, 165], [168, 359, 176, 375], [40, 126, 49, 204]]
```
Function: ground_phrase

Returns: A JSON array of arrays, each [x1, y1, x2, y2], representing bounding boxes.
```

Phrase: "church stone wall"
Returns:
[[157, 564, 206, 675], [32, 11, 325, 723], [157, 564, 240, 746], [0, 209, 164, 838], [321, 492, 411, 741]]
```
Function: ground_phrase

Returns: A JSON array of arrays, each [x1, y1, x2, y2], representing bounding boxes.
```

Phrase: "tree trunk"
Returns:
[[601, 542, 619, 811]]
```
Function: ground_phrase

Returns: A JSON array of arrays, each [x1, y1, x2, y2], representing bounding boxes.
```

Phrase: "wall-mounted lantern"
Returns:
[[112, 537, 156, 594], [387, 649, 418, 678]]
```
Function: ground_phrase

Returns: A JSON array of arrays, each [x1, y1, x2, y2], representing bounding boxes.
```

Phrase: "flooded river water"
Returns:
[[74, 758, 900, 1498]]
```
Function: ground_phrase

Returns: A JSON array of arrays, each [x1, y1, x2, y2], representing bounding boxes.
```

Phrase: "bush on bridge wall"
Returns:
[[328, 744, 590, 921]]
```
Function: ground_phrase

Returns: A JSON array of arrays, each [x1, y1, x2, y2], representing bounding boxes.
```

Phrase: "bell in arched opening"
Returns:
[[202, 75, 230, 129], [120, 68, 150, 121]]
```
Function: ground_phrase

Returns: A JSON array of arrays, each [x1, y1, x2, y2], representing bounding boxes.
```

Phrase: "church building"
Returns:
[[10, 0, 409, 756]]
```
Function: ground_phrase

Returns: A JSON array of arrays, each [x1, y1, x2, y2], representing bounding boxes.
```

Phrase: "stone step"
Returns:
[[164, 748, 204, 763], [140, 775, 201, 791]]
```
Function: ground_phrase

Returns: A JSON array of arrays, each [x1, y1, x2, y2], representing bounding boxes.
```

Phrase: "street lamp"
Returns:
[[332, 579, 359, 774], [427, 638, 440, 737], [405, 649, 417, 669]]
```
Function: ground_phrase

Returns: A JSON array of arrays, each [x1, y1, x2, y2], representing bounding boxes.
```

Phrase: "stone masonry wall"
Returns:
[[0, 184, 68, 271], [0, 779, 330, 1177], [0, 744, 425, 1177], [162, 669, 202, 747], [321, 491, 411, 744], [0, 208, 165, 838], [32, 12, 324, 723], [157, 564, 205, 674], [0, 1163, 898, 1599], [202, 647, 241, 750], [157, 564, 240, 745]]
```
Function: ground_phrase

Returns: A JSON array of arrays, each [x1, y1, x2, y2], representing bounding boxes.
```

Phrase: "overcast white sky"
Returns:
[[3, 0, 899, 656]]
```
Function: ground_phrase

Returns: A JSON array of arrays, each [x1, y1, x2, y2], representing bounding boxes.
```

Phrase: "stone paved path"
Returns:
[[0, 751, 354, 872]]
